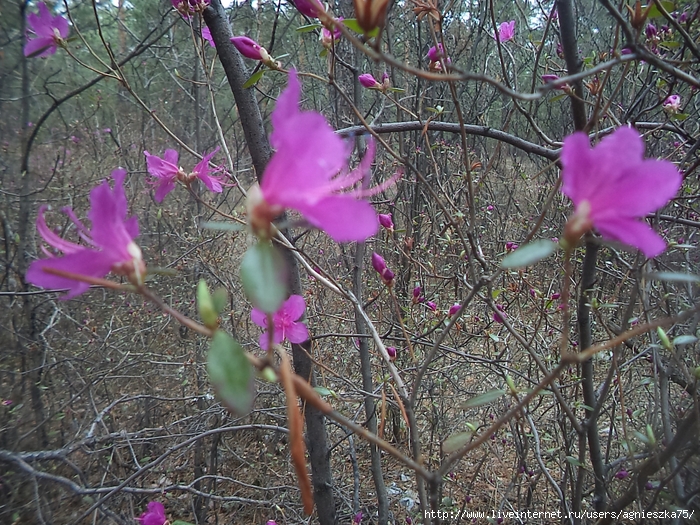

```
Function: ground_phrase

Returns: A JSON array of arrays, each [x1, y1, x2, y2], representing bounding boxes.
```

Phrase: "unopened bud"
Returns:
[[353, 0, 390, 33]]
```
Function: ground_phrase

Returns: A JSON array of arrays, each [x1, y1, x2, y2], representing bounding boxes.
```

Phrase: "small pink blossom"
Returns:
[[26, 169, 144, 300], [230, 36, 271, 62], [663, 95, 681, 113], [353, 511, 363, 524], [495, 20, 515, 42], [378, 213, 394, 231], [359, 73, 380, 89], [426, 301, 437, 311], [144, 148, 226, 202], [137, 501, 167, 525], [249, 71, 397, 242], [202, 26, 215, 47], [560, 127, 682, 258], [24, 2, 70, 58], [493, 304, 506, 323], [448, 303, 460, 316], [386, 347, 397, 360], [251, 295, 309, 350], [615, 469, 629, 480], [505, 241, 518, 251], [321, 19, 343, 46], [427, 43, 445, 62]]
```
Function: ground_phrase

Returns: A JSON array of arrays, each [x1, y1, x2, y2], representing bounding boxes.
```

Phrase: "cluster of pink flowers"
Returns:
[[427, 44, 451, 71], [143, 148, 227, 202], [24, 2, 69, 58]]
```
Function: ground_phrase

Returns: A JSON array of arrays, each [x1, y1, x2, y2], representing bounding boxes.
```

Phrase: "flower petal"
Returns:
[[24, 37, 55, 57], [595, 217, 668, 258], [282, 295, 306, 321], [26, 250, 114, 299], [285, 321, 309, 344], [145, 150, 179, 179], [251, 308, 267, 328], [295, 195, 378, 242]]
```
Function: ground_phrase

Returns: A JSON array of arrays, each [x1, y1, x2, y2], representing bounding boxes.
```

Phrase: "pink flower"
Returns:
[[137, 501, 167, 525], [426, 301, 437, 312], [359, 73, 380, 89], [202, 26, 215, 47], [144, 148, 226, 202], [230, 36, 271, 62], [663, 95, 681, 113], [427, 43, 445, 62], [495, 20, 515, 42], [321, 19, 343, 46], [24, 2, 70, 58], [250, 70, 396, 242], [378, 213, 394, 230], [353, 511, 363, 524], [291, 0, 324, 17], [386, 347, 397, 361], [448, 303, 460, 316], [27, 169, 144, 300], [493, 304, 506, 323], [251, 295, 310, 350], [371, 253, 394, 285], [560, 127, 682, 258], [614, 469, 629, 480]]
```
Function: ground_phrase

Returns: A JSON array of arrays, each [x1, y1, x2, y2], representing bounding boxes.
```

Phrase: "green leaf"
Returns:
[[670, 112, 688, 121], [460, 389, 506, 409], [501, 239, 558, 269], [296, 23, 322, 32], [207, 331, 255, 416], [319, 48, 328, 58], [341, 18, 379, 36], [240, 242, 288, 313], [200, 221, 245, 231], [442, 431, 473, 454], [314, 386, 333, 397], [243, 69, 265, 89], [549, 93, 567, 102], [197, 280, 218, 328], [212, 287, 229, 315], [488, 333, 500, 343], [673, 335, 697, 346], [172, 521, 197, 525], [644, 1, 674, 18], [645, 272, 700, 283], [566, 455, 584, 467]]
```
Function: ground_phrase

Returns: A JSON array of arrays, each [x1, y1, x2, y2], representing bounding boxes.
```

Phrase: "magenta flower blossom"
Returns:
[[427, 43, 445, 62], [321, 19, 343, 46], [663, 95, 681, 113], [137, 501, 167, 525], [645, 23, 658, 39], [614, 469, 629, 480], [27, 169, 144, 299], [353, 511, 363, 524], [359, 73, 380, 89], [426, 301, 437, 312], [448, 303, 460, 316], [202, 26, 215, 47], [249, 70, 397, 242], [495, 20, 515, 42], [144, 148, 226, 202], [386, 347, 397, 361], [560, 127, 682, 258], [230, 36, 271, 62], [371, 252, 395, 285], [493, 304, 506, 323], [291, 0, 323, 17], [378, 213, 394, 230], [251, 295, 309, 350], [24, 2, 70, 58]]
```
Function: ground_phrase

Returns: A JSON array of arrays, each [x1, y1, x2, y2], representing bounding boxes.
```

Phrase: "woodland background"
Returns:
[[1, 0, 700, 523]]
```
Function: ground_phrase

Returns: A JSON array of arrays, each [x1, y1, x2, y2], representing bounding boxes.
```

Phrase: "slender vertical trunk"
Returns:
[[204, 3, 336, 522]]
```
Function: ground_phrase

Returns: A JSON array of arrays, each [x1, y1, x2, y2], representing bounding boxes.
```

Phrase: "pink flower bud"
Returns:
[[359, 73, 380, 89], [663, 94, 681, 113], [230, 36, 270, 62], [426, 301, 437, 311], [386, 346, 397, 360], [371, 252, 394, 285], [493, 304, 506, 323], [378, 213, 394, 230], [427, 43, 444, 62], [448, 303, 460, 316], [615, 469, 629, 479]]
